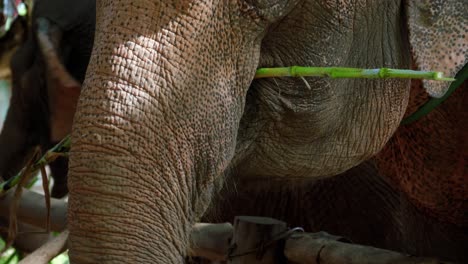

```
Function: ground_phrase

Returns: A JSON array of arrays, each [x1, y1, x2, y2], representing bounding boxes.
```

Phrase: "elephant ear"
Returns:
[[407, 0, 467, 98]]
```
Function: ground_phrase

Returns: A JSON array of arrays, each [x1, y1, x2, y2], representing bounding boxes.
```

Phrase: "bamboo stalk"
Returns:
[[255, 66, 455, 81]]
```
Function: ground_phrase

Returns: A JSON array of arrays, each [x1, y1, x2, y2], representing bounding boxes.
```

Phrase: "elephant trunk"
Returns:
[[68, 1, 264, 262]]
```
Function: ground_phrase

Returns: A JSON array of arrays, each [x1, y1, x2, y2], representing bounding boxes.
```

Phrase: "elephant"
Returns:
[[0, 0, 95, 198], [66, 0, 466, 263]]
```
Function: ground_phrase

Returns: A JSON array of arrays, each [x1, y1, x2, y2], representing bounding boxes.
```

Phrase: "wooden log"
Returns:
[[189, 222, 233, 261], [284, 232, 448, 264], [228, 216, 287, 264], [0, 220, 53, 253]]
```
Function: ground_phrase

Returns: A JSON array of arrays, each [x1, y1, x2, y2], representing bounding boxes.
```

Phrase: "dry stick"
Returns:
[[39, 164, 51, 233], [3, 147, 42, 252], [18, 230, 69, 264]]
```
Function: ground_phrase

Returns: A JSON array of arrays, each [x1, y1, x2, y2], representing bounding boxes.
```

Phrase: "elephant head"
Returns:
[[68, 0, 466, 262]]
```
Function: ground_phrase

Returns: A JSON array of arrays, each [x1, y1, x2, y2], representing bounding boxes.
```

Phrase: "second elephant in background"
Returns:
[[0, 0, 95, 198]]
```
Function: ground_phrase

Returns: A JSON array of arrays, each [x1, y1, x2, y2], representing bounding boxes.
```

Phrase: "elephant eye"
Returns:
[[239, 0, 299, 22], [238, 1, 263, 21]]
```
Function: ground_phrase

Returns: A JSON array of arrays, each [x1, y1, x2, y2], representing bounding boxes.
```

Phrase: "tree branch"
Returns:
[[18, 230, 68, 264]]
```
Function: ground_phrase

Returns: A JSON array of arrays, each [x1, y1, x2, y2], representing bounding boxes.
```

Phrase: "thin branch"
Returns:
[[18, 230, 68, 264], [3, 147, 41, 252], [39, 164, 51, 233]]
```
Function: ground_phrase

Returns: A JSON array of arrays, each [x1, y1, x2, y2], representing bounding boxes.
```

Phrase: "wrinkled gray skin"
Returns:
[[0, 0, 95, 198], [68, 0, 466, 263]]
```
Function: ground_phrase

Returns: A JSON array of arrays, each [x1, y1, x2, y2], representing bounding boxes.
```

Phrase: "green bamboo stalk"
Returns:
[[254, 66, 455, 81], [0, 135, 71, 194]]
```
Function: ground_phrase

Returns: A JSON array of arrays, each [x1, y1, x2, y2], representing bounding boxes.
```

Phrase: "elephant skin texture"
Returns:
[[67, 0, 466, 263], [0, 0, 95, 198], [203, 80, 468, 263]]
